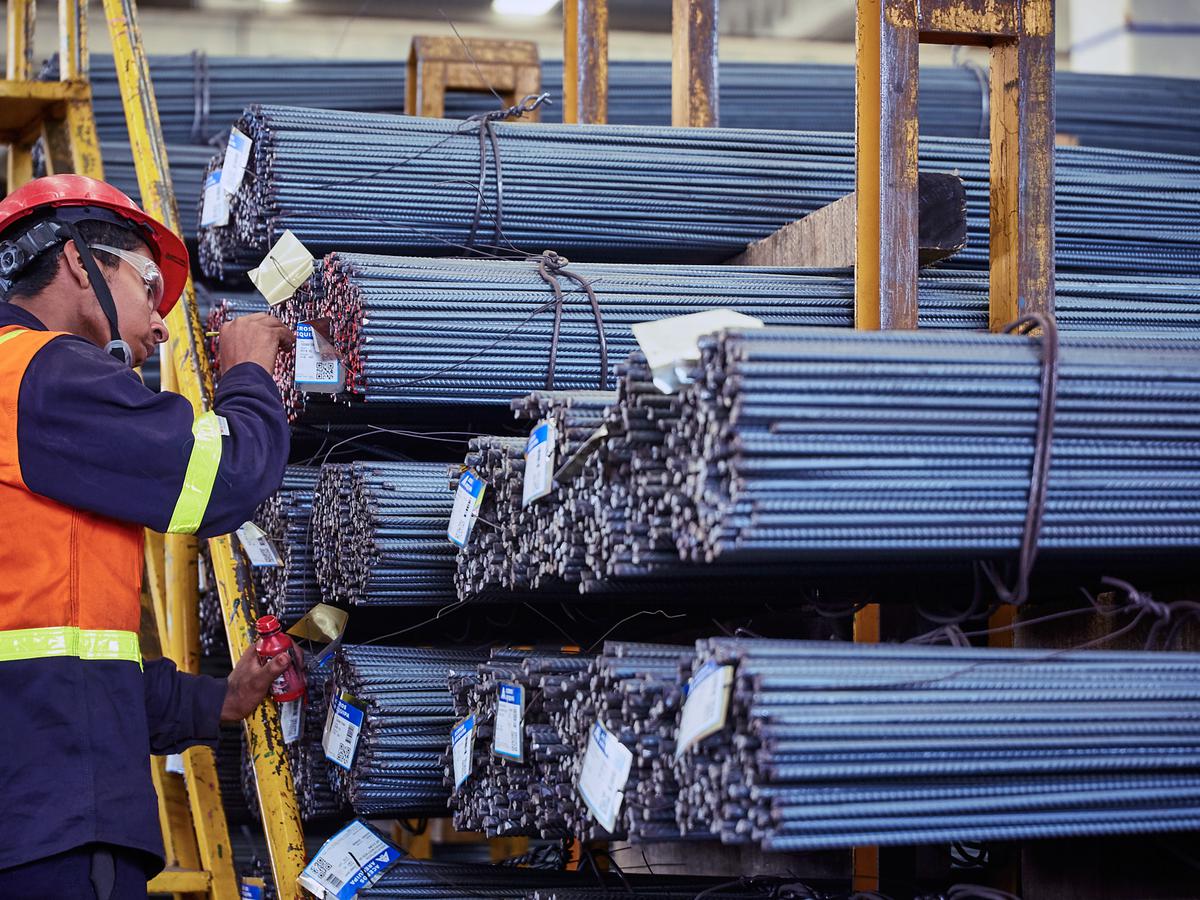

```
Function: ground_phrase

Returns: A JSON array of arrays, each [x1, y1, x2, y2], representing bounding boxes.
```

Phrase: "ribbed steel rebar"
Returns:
[[64, 54, 1200, 155], [671, 328, 1200, 566], [269, 253, 1200, 421], [311, 462, 457, 607], [197, 106, 1200, 279], [445, 649, 593, 839], [357, 857, 806, 898], [674, 638, 1200, 850], [251, 465, 320, 626], [332, 644, 489, 818], [549, 642, 695, 843]]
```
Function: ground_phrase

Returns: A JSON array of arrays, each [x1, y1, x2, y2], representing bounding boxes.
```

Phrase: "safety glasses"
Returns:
[[91, 243, 164, 311]]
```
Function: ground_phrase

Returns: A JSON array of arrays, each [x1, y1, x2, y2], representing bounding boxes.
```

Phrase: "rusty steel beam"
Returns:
[[855, 0, 920, 331], [563, 0, 608, 125], [671, 0, 718, 127], [917, 0, 1019, 44], [406, 36, 541, 121]]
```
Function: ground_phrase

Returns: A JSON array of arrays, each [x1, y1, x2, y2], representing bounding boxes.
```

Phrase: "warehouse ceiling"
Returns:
[[132, 0, 857, 40]]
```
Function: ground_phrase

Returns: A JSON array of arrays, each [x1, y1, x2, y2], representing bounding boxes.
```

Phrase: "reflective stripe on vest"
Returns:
[[0, 626, 141, 666], [166, 410, 224, 534], [0, 329, 28, 348]]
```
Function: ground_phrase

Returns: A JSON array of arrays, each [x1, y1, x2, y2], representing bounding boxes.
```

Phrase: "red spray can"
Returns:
[[255, 615, 306, 703]]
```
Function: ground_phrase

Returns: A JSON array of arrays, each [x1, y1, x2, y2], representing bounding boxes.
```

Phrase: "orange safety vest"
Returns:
[[0, 324, 142, 662]]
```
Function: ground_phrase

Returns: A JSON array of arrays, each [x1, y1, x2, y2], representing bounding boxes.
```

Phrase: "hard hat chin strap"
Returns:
[[57, 222, 132, 368]]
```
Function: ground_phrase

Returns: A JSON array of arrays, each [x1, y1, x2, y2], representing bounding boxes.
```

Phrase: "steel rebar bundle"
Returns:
[[357, 857, 808, 899], [452, 435, 536, 600], [670, 327, 1200, 567], [332, 644, 489, 818], [446, 649, 593, 839], [252, 465, 320, 626], [311, 461, 458, 607], [549, 642, 694, 843], [675, 638, 1200, 850], [197, 106, 1200, 279], [272, 253, 1200, 421]]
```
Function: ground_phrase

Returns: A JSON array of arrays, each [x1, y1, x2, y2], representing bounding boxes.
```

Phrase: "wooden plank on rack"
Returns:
[[671, 0, 718, 127]]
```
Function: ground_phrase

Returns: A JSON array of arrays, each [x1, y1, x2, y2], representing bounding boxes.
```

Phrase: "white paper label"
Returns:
[[447, 471, 486, 548], [280, 697, 304, 745], [632, 310, 764, 393], [521, 420, 556, 507], [451, 715, 475, 789], [236, 522, 282, 568], [215, 414, 230, 436], [298, 819, 402, 900], [165, 753, 185, 776], [294, 322, 343, 392], [248, 230, 315, 306], [578, 721, 633, 833], [201, 169, 231, 228], [675, 661, 734, 758], [220, 128, 252, 194], [322, 692, 364, 771], [493, 683, 524, 762]]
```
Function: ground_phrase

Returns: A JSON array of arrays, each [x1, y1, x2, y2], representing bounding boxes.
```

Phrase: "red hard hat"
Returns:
[[0, 175, 189, 316]]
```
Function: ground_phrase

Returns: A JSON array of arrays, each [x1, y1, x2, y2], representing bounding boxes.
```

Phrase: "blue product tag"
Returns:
[[299, 820, 403, 899], [448, 471, 486, 547], [452, 714, 476, 788], [494, 683, 524, 762], [239, 881, 264, 900]]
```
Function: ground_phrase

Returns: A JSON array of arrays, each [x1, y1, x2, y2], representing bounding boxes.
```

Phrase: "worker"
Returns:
[[0, 175, 295, 899]]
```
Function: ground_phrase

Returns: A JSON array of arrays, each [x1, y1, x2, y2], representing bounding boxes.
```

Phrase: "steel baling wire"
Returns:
[[674, 637, 1200, 851], [235, 254, 1200, 422], [195, 106, 1200, 279], [331, 644, 490, 818]]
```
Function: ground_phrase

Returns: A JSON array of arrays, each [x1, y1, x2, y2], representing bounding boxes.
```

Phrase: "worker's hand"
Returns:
[[217, 313, 296, 375], [221, 644, 301, 723]]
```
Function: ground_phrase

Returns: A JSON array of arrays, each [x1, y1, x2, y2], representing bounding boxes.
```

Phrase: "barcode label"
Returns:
[[235, 522, 282, 568], [522, 420, 556, 507], [493, 683, 524, 762], [201, 169, 230, 228], [322, 692, 364, 770], [448, 471, 486, 547], [298, 820, 402, 900], [452, 715, 476, 788], [675, 661, 733, 757], [577, 721, 633, 834], [220, 128, 252, 194]]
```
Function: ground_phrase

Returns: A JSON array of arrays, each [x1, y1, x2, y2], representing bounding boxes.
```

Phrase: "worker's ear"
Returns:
[[60, 241, 92, 291]]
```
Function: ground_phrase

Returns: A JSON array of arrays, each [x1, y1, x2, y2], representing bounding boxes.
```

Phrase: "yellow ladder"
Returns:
[[2, 2, 306, 897]]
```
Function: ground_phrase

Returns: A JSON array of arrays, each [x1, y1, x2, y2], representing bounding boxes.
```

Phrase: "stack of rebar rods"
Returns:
[[357, 858, 807, 898], [674, 638, 1200, 850], [197, 106, 1200, 278], [272, 254, 1200, 422], [446, 649, 594, 839], [549, 642, 694, 842], [670, 327, 1200, 566], [452, 436, 539, 600], [252, 465, 320, 626], [59, 53, 1200, 155], [331, 644, 489, 818], [311, 461, 457, 607]]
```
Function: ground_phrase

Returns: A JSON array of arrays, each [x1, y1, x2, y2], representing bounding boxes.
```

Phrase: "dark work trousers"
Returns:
[[0, 843, 148, 899]]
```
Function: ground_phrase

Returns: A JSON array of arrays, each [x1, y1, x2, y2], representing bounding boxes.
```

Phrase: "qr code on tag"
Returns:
[[310, 857, 333, 878], [314, 360, 337, 382]]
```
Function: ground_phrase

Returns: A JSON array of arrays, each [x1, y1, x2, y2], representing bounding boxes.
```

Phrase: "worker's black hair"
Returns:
[[4, 219, 145, 302]]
